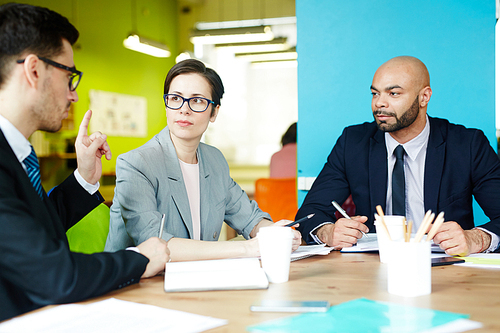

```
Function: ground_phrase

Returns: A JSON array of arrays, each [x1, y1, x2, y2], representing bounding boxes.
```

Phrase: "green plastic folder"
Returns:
[[247, 298, 469, 333]]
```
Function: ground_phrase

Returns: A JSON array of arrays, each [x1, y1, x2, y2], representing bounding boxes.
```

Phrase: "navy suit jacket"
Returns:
[[296, 117, 500, 246], [0, 130, 149, 321]]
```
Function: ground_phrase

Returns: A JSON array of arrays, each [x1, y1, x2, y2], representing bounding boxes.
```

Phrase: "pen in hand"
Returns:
[[331, 200, 367, 238], [284, 213, 315, 227], [159, 214, 165, 239]]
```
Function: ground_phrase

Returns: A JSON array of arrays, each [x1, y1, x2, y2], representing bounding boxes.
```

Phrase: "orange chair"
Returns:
[[254, 178, 298, 222]]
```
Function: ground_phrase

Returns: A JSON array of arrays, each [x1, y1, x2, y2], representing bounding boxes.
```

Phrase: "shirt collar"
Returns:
[[385, 114, 431, 161], [0, 114, 32, 163]]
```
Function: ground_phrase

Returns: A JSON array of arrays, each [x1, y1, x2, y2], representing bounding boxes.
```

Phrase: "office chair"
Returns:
[[66, 203, 110, 254], [254, 177, 298, 222]]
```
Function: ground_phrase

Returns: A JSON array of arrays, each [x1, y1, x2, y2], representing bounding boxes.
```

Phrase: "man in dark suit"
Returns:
[[0, 3, 170, 321], [296, 56, 500, 256]]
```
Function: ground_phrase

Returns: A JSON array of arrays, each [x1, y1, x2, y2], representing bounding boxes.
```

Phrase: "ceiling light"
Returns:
[[123, 34, 171, 58], [215, 37, 290, 53], [190, 26, 274, 45], [235, 49, 297, 62]]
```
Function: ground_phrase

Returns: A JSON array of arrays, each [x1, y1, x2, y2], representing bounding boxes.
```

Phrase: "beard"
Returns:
[[374, 95, 419, 132], [33, 78, 70, 133]]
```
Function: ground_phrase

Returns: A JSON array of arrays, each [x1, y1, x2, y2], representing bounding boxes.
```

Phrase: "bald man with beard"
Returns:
[[296, 56, 500, 256]]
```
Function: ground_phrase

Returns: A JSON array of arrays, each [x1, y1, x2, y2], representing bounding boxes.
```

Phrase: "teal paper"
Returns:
[[247, 298, 469, 333]]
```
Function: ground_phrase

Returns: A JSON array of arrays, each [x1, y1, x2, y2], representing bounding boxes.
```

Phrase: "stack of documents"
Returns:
[[0, 298, 227, 333], [164, 257, 269, 292]]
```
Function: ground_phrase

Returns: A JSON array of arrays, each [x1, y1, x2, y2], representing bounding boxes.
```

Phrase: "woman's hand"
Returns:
[[273, 220, 302, 251]]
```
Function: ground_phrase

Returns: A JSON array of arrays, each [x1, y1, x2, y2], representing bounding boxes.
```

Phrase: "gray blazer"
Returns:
[[105, 127, 270, 251]]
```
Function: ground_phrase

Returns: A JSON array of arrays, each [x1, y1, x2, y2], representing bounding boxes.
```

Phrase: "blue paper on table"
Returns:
[[246, 298, 469, 333]]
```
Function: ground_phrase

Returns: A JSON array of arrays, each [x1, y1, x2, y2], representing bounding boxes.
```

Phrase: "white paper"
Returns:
[[291, 244, 334, 261], [0, 298, 227, 333], [164, 258, 269, 292]]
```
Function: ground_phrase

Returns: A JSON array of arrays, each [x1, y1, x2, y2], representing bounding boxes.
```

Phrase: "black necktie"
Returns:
[[23, 146, 43, 199], [392, 145, 405, 216]]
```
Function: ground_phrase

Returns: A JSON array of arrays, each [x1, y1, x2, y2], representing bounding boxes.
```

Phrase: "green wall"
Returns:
[[2, 0, 178, 175]]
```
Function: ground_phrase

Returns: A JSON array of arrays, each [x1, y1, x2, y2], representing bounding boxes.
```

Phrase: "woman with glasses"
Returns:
[[105, 59, 301, 261]]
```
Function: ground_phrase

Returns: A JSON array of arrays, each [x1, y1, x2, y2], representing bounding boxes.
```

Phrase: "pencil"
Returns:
[[284, 213, 315, 227], [159, 213, 165, 239], [414, 210, 435, 243], [426, 212, 445, 241], [406, 220, 413, 242], [375, 205, 392, 241], [332, 201, 367, 238]]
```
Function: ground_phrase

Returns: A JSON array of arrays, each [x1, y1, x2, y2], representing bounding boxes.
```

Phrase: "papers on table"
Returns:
[[340, 233, 379, 252], [247, 298, 482, 333], [164, 257, 269, 292], [340, 233, 446, 253], [0, 298, 227, 333], [291, 244, 334, 261], [458, 253, 500, 269]]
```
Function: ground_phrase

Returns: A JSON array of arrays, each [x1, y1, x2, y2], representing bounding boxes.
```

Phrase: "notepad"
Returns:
[[164, 257, 269, 292]]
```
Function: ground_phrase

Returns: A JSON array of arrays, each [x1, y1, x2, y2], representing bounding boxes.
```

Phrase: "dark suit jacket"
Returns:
[[296, 117, 500, 246], [0, 130, 149, 321]]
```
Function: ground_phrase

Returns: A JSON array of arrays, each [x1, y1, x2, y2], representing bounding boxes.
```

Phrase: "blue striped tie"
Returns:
[[24, 146, 43, 199]]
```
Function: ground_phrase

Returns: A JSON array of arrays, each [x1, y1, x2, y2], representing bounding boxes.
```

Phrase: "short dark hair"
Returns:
[[0, 3, 79, 88], [164, 59, 225, 116], [281, 122, 297, 146]]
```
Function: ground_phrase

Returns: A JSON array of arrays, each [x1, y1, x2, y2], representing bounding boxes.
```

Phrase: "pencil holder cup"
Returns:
[[374, 214, 405, 263], [387, 240, 431, 297], [257, 227, 293, 283]]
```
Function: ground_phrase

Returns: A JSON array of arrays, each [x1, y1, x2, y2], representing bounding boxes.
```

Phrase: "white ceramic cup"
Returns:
[[374, 214, 405, 263], [387, 240, 431, 297], [257, 227, 294, 283]]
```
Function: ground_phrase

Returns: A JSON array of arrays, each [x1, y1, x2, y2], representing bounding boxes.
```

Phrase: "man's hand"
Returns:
[[137, 237, 171, 278], [75, 110, 112, 185], [315, 216, 368, 249], [432, 222, 491, 256], [273, 220, 303, 251]]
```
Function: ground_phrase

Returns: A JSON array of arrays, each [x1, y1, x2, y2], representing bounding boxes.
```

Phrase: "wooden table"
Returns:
[[56, 252, 500, 331]]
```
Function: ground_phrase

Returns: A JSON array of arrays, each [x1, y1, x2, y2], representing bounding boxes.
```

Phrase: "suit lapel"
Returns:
[[159, 127, 193, 238], [424, 118, 445, 213], [198, 145, 211, 239], [0, 129, 63, 238], [369, 129, 388, 214]]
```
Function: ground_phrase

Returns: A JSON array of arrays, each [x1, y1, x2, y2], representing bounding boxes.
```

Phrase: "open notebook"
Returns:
[[164, 257, 269, 292]]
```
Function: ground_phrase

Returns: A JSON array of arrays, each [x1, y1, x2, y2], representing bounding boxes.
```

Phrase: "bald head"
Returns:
[[374, 56, 430, 93]]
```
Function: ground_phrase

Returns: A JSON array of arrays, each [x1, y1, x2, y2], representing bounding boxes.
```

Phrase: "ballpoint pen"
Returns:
[[159, 214, 166, 239], [284, 213, 315, 227], [332, 200, 367, 237]]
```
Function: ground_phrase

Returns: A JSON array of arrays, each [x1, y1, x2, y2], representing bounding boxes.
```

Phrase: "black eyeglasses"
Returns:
[[16, 56, 83, 91], [163, 94, 215, 113]]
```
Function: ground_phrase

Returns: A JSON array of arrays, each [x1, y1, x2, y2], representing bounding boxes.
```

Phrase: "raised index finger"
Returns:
[[76, 110, 92, 143]]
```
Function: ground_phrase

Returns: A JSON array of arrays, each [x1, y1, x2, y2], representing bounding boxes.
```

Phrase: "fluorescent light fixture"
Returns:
[[190, 26, 274, 45], [196, 17, 296, 30], [235, 49, 297, 62], [215, 37, 289, 53], [123, 34, 171, 58]]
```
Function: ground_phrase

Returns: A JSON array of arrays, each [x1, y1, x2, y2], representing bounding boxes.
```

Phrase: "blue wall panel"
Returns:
[[296, 1, 495, 223]]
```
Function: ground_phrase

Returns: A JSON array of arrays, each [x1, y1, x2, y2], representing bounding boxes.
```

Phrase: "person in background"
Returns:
[[0, 3, 170, 321], [296, 56, 500, 256], [270, 122, 297, 178], [105, 59, 301, 260]]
